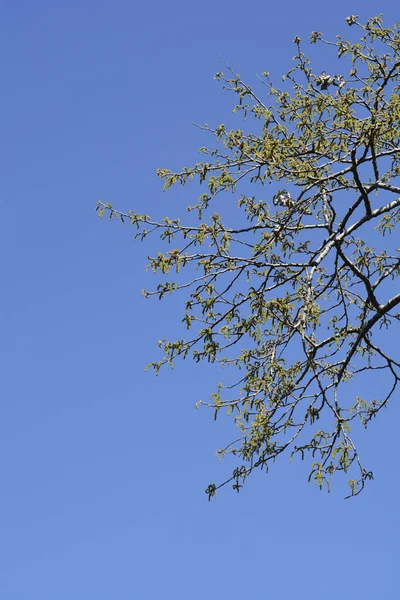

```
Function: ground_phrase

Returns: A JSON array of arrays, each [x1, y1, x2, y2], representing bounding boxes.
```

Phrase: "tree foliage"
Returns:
[[98, 15, 400, 498]]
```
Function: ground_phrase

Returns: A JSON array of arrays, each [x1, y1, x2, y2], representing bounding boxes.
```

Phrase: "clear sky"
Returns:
[[1, 1, 399, 598]]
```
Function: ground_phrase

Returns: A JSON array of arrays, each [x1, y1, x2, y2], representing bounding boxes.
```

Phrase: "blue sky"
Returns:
[[1, 1, 399, 598]]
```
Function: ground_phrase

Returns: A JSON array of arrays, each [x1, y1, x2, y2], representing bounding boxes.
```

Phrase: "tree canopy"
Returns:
[[98, 15, 400, 498]]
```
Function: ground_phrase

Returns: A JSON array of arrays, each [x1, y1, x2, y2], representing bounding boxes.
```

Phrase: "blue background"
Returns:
[[1, 1, 398, 598]]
